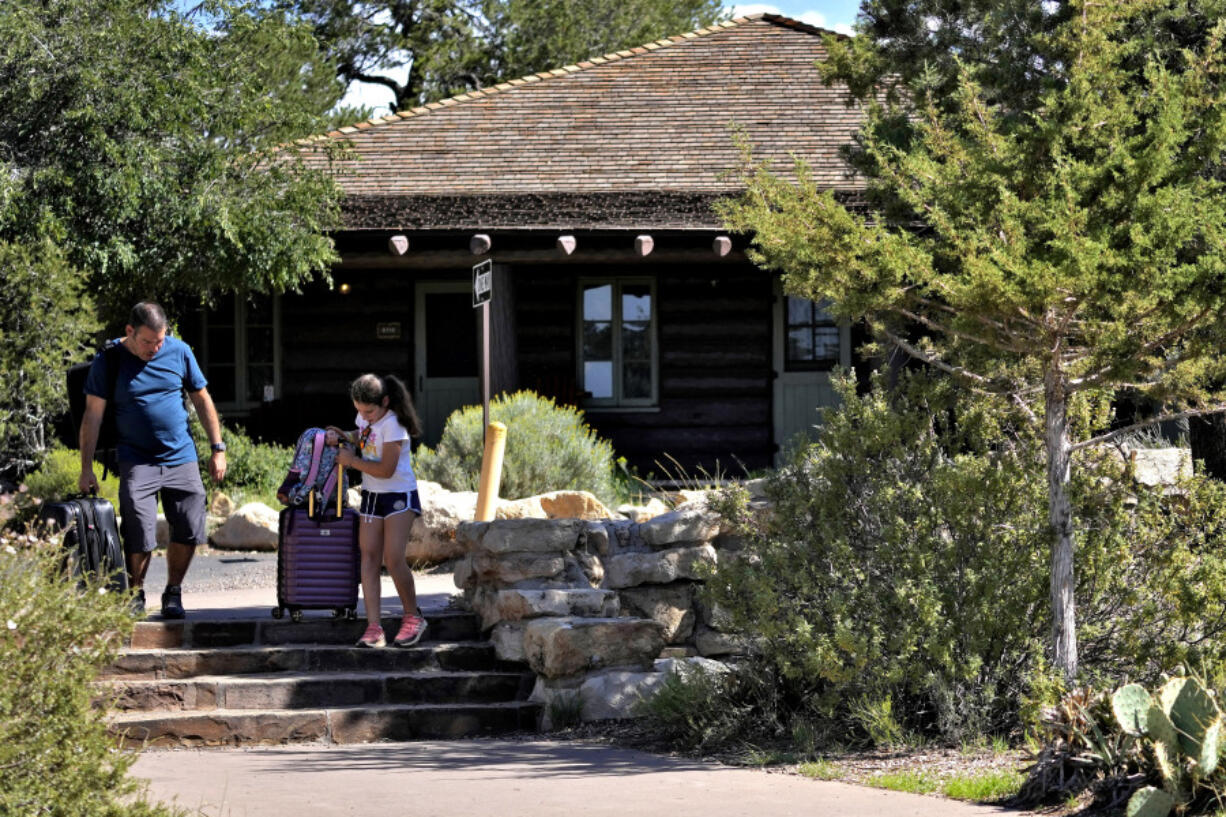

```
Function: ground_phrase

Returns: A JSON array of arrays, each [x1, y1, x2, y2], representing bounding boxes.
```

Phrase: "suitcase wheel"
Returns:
[[291, 609, 304, 623], [271, 607, 284, 620], [331, 608, 344, 619], [347, 608, 358, 621]]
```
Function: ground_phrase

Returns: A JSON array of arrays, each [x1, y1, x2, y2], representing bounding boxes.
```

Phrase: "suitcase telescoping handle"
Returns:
[[306, 464, 346, 519]]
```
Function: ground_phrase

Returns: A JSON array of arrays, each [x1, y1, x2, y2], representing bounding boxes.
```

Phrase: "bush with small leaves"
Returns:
[[414, 390, 617, 504], [0, 529, 178, 816], [707, 371, 1226, 747]]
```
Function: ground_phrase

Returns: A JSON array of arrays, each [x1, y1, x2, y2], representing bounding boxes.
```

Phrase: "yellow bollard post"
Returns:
[[474, 421, 507, 522]]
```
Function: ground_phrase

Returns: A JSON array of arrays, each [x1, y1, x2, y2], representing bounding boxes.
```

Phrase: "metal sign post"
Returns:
[[472, 259, 493, 434]]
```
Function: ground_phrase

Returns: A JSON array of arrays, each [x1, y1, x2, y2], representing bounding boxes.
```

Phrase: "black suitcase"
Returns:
[[273, 466, 359, 622], [38, 495, 128, 592]]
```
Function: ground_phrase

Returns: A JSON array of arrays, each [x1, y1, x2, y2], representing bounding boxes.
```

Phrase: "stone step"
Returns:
[[104, 669, 534, 712], [130, 610, 481, 650], [103, 641, 518, 680], [109, 701, 541, 747]]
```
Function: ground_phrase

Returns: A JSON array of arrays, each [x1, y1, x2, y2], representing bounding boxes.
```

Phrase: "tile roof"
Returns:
[[305, 14, 865, 231]]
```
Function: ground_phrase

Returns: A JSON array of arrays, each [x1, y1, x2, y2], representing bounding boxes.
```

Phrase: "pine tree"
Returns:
[[721, 0, 1226, 681]]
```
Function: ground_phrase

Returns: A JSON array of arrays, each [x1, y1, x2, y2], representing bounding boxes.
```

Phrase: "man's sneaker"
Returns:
[[393, 612, 428, 647], [356, 622, 386, 648], [130, 589, 146, 616], [161, 585, 185, 620]]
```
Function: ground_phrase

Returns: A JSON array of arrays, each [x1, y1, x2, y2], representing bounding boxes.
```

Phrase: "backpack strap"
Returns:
[[98, 342, 123, 480], [301, 431, 326, 492]]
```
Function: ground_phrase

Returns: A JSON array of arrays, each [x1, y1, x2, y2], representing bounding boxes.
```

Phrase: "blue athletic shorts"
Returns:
[[357, 489, 422, 519]]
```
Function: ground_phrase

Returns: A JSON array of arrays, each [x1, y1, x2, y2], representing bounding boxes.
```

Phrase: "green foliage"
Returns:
[[294, 0, 725, 113], [866, 770, 939, 794], [414, 390, 617, 504], [639, 662, 757, 752], [941, 769, 1026, 802], [189, 415, 290, 506], [706, 371, 1226, 747], [21, 447, 121, 509], [0, 530, 176, 816], [0, 0, 343, 317], [721, 0, 1226, 681], [0, 240, 99, 478]]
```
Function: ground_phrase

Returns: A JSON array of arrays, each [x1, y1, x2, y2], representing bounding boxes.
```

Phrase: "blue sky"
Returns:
[[339, 1, 862, 114]]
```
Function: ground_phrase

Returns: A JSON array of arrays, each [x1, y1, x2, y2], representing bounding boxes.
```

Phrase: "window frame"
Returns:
[[191, 294, 282, 414], [782, 296, 841, 373], [575, 276, 658, 408]]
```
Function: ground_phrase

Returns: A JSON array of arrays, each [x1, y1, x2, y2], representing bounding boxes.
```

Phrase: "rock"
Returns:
[[574, 551, 604, 587], [616, 498, 669, 522], [208, 491, 235, 517], [619, 583, 696, 644], [461, 518, 585, 555], [693, 626, 750, 657], [538, 491, 617, 520], [639, 507, 720, 547], [469, 587, 619, 629], [583, 522, 611, 556], [407, 481, 478, 565], [1127, 447, 1192, 487], [459, 551, 567, 588], [574, 670, 667, 722], [523, 617, 665, 679], [495, 496, 547, 519], [490, 621, 528, 662], [603, 545, 718, 589], [208, 502, 279, 551]]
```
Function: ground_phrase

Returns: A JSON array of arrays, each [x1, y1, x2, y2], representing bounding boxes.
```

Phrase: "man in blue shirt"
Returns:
[[78, 301, 227, 618]]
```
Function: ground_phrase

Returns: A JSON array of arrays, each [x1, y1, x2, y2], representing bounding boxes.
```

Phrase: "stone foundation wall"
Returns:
[[452, 504, 747, 728]]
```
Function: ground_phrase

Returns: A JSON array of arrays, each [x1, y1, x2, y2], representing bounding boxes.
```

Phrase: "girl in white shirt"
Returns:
[[328, 373, 426, 648]]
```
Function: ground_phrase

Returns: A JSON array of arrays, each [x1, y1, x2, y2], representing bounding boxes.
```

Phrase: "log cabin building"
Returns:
[[180, 14, 867, 473]]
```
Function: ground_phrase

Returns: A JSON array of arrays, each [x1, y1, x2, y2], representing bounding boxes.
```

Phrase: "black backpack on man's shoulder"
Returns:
[[66, 341, 123, 478]]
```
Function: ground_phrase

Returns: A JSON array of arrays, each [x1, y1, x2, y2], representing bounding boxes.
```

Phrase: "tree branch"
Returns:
[[1071, 404, 1226, 451]]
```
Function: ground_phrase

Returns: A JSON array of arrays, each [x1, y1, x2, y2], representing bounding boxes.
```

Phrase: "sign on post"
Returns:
[[472, 259, 493, 307], [473, 259, 493, 435]]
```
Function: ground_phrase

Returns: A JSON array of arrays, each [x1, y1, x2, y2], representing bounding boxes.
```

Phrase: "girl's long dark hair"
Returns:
[[350, 373, 423, 439]]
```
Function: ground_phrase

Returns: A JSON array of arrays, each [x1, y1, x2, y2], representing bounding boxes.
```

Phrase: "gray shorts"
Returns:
[[118, 461, 207, 555]]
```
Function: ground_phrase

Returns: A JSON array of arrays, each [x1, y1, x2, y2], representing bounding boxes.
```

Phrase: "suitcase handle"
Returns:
[[307, 464, 346, 520]]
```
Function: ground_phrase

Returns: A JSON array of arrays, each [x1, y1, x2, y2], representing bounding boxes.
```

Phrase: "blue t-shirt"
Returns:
[[83, 336, 208, 467]]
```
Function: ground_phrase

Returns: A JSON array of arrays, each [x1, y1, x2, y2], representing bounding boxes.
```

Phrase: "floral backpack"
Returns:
[[275, 427, 348, 518]]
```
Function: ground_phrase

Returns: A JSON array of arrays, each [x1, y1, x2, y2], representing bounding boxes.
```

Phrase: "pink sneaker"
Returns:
[[356, 622, 386, 648], [393, 613, 428, 647]]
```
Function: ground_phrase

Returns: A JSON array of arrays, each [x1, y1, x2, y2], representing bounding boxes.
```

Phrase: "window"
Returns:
[[784, 297, 840, 371], [579, 278, 656, 407], [187, 294, 280, 412]]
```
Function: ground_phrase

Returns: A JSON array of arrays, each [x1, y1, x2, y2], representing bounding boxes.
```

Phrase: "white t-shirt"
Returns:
[[354, 410, 417, 493]]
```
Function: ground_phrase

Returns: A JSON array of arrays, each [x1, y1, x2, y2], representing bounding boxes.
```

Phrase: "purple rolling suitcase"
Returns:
[[273, 466, 360, 622]]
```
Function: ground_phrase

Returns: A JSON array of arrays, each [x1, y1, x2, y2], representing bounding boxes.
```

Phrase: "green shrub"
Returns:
[[189, 415, 290, 507], [415, 390, 617, 504], [0, 530, 177, 816], [21, 445, 122, 508], [706, 371, 1226, 748]]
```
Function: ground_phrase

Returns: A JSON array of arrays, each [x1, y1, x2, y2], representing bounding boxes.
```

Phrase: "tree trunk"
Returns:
[[1045, 371, 1078, 683]]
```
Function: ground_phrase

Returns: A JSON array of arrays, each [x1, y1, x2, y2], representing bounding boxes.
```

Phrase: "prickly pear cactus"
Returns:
[[1113, 676, 1226, 817], [1126, 786, 1176, 817], [1118, 682, 1152, 731], [1165, 678, 1221, 773], [1113, 684, 1151, 735]]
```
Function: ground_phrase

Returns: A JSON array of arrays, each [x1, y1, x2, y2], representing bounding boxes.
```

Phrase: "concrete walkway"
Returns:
[[130, 553, 1031, 817], [132, 740, 1024, 817]]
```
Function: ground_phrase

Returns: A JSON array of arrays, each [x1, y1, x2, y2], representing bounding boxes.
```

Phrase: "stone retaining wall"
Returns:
[[452, 505, 747, 728]]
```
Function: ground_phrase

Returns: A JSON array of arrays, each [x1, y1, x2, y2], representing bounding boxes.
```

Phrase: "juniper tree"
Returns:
[[720, 0, 1226, 681]]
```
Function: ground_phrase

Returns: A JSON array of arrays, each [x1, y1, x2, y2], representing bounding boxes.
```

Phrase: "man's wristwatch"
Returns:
[[210, 442, 227, 453]]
